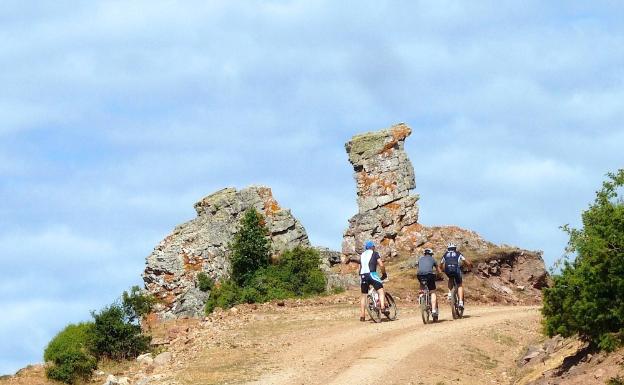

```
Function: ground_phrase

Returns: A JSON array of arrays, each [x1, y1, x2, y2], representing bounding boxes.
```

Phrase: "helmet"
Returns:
[[424, 248, 433, 255], [447, 242, 457, 250], [364, 240, 375, 250]]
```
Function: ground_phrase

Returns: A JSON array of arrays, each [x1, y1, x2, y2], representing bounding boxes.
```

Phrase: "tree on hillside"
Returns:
[[543, 169, 624, 350], [230, 208, 271, 286]]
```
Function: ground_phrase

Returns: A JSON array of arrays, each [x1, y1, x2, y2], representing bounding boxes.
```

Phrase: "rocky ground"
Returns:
[[4, 289, 623, 385]]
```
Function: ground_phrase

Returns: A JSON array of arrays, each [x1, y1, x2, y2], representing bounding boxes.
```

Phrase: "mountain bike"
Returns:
[[449, 275, 464, 319], [418, 275, 438, 324], [367, 285, 397, 323]]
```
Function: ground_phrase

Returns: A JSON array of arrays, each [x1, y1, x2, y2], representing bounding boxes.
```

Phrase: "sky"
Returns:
[[1, 0, 623, 375]]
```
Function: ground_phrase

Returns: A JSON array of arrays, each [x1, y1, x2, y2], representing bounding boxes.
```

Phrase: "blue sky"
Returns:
[[1, 0, 623, 375]]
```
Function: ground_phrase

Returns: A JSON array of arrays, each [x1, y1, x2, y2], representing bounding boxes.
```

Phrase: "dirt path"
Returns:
[[239, 305, 540, 385]]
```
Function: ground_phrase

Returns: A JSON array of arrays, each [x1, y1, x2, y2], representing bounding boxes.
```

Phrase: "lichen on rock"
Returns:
[[143, 186, 310, 319], [342, 123, 421, 259]]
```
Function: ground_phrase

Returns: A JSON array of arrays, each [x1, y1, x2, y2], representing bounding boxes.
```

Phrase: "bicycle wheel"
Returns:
[[419, 293, 429, 324], [366, 295, 382, 323], [384, 293, 398, 321], [451, 287, 459, 319]]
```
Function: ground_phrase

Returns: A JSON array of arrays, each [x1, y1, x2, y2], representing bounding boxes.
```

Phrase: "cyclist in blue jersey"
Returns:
[[345, 240, 388, 321], [440, 242, 472, 309]]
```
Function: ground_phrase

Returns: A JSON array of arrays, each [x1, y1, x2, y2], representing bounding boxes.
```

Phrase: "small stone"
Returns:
[[594, 368, 605, 378], [103, 374, 118, 385], [137, 353, 153, 365], [153, 351, 172, 367]]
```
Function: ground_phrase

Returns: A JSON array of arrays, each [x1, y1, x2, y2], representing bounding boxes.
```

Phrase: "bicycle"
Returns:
[[366, 285, 398, 323], [448, 275, 464, 319], [418, 276, 438, 324]]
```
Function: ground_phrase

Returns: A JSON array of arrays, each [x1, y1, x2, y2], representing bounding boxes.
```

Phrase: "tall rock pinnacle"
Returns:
[[342, 123, 422, 259]]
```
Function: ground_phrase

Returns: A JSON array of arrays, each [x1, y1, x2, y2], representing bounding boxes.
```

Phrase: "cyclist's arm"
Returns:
[[344, 255, 361, 264], [378, 257, 387, 276], [434, 260, 442, 275], [459, 254, 473, 269]]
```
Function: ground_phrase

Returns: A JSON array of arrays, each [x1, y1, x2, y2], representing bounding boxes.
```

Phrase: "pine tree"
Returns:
[[543, 169, 624, 350], [229, 208, 271, 286]]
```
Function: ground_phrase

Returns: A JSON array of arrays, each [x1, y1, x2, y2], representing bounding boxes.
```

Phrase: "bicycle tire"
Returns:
[[384, 293, 398, 321], [419, 292, 430, 324], [366, 294, 382, 323], [451, 287, 459, 319]]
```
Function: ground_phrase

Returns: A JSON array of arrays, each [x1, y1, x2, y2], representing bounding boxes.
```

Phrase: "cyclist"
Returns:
[[345, 240, 388, 321], [440, 242, 472, 309], [416, 248, 441, 318]]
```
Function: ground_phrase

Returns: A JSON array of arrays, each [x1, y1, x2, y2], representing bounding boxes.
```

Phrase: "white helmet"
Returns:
[[447, 242, 457, 250]]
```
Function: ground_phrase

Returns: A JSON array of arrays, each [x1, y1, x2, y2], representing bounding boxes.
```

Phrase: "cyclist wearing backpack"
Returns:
[[345, 240, 388, 322], [417, 248, 441, 318], [440, 242, 472, 309]]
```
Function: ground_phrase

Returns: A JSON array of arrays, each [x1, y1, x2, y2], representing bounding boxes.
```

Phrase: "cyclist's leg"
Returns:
[[360, 275, 369, 319], [370, 273, 386, 309], [456, 273, 464, 305], [428, 274, 438, 313]]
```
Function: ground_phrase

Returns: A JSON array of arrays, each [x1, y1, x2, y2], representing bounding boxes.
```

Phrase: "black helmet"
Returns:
[[424, 248, 433, 255]]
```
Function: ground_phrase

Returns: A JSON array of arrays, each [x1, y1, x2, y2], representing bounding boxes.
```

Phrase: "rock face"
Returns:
[[143, 186, 310, 319], [342, 123, 421, 259]]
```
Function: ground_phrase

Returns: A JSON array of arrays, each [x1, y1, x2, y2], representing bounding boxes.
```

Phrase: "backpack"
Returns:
[[443, 251, 460, 275]]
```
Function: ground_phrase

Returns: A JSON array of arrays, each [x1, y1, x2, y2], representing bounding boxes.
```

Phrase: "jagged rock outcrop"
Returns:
[[342, 123, 421, 259], [143, 186, 310, 319], [343, 123, 548, 302]]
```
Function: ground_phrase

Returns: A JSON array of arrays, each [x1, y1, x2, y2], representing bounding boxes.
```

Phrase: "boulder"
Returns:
[[153, 351, 172, 367], [143, 186, 310, 318], [136, 353, 153, 365]]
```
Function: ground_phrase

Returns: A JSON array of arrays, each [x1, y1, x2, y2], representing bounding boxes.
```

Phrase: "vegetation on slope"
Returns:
[[543, 169, 624, 351], [206, 208, 326, 314]]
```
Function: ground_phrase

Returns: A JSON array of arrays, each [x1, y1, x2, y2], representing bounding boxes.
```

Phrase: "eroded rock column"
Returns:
[[342, 123, 423, 259]]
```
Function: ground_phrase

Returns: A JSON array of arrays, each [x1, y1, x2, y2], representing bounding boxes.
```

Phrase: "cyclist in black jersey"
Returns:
[[345, 240, 387, 321]]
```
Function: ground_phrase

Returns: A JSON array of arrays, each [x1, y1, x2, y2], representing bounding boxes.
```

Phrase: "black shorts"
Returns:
[[417, 273, 436, 291], [360, 273, 383, 294], [446, 271, 463, 286]]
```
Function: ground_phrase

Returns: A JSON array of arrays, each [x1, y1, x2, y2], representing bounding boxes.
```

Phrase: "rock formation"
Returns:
[[143, 186, 310, 319], [343, 123, 548, 303], [342, 123, 421, 259]]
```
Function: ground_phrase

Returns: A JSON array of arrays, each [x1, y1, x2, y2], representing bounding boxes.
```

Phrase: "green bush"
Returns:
[[90, 304, 151, 360], [196, 272, 214, 292], [44, 323, 93, 363], [543, 169, 624, 350], [230, 208, 271, 286], [205, 280, 243, 313], [121, 285, 156, 323], [205, 247, 327, 313], [44, 323, 96, 384], [45, 350, 97, 384]]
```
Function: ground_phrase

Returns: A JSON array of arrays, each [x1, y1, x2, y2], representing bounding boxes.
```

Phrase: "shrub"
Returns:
[[121, 285, 156, 323], [196, 272, 214, 292], [543, 169, 624, 350], [205, 280, 243, 313], [90, 304, 151, 360], [44, 323, 94, 363], [205, 247, 327, 313], [44, 323, 96, 384], [230, 208, 271, 286], [45, 350, 97, 384]]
